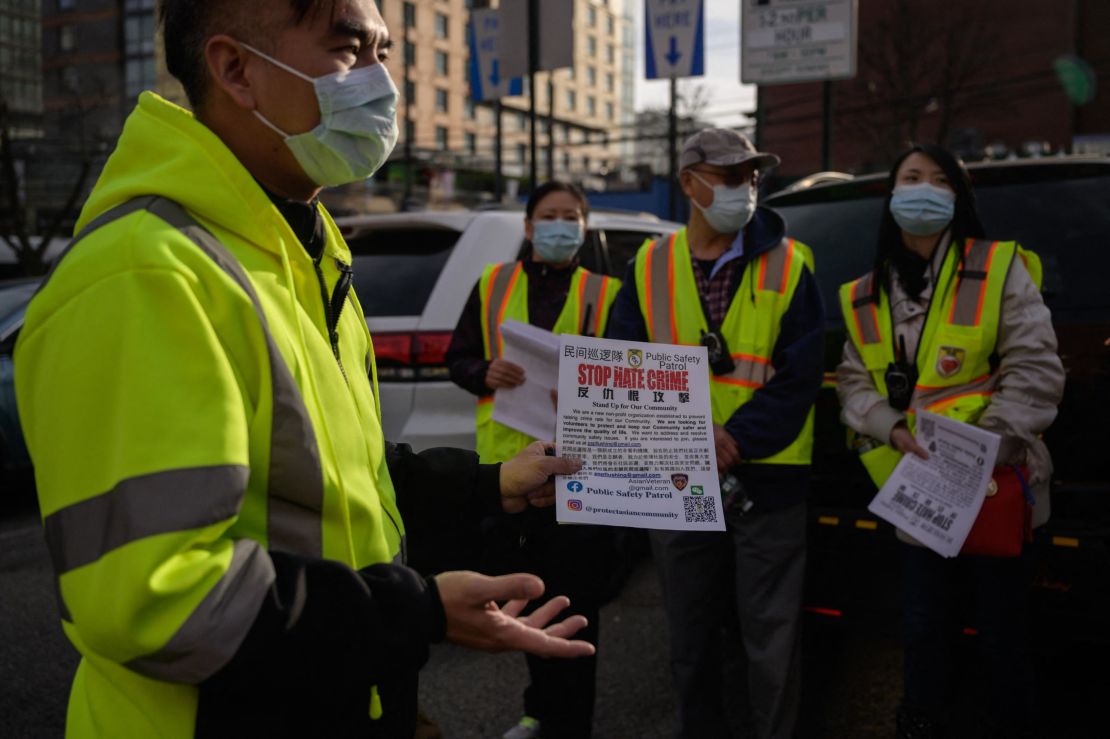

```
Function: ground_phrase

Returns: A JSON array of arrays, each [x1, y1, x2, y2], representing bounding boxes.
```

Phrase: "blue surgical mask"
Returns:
[[689, 172, 757, 234], [243, 43, 399, 187], [532, 220, 584, 263], [890, 183, 956, 236]]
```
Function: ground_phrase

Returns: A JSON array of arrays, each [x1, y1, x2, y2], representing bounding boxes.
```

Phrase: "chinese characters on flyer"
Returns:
[[868, 411, 1001, 557], [555, 335, 724, 532]]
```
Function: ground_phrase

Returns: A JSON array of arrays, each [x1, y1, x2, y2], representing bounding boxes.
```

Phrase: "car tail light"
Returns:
[[373, 331, 453, 382]]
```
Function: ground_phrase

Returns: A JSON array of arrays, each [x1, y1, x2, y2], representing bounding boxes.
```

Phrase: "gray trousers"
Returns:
[[650, 502, 806, 739]]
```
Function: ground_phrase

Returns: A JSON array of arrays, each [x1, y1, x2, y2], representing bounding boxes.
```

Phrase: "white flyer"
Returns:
[[868, 411, 1001, 558], [555, 334, 724, 531], [491, 320, 560, 440]]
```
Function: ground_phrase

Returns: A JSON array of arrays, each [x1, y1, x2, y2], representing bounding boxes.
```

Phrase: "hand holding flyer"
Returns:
[[554, 335, 724, 531], [868, 411, 1001, 557]]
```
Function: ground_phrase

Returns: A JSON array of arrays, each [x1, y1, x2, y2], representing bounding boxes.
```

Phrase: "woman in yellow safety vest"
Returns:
[[446, 181, 620, 739], [836, 144, 1064, 737]]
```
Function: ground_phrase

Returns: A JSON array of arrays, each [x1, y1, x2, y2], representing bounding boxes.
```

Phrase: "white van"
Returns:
[[335, 207, 681, 451]]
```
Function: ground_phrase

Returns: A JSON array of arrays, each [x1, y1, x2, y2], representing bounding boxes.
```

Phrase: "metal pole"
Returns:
[[754, 85, 764, 151], [821, 80, 832, 171], [528, 0, 539, 189], [402, 26, 412, 209], [668, 76, 678, 222], [547, 74, 555, 181], [495, 101, 504, 201]]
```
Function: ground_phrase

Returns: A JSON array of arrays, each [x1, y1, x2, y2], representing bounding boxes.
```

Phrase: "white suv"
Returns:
[[335, 208, 681, 451]]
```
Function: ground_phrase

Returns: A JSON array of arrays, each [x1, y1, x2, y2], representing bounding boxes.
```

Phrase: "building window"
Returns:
[[405, 79, 416, 104], [464, 97, 475, 119], [436, 88, 448, 113], [606, 72, 614, 92], [607, 14, 615, 35], [435, 50, 449, 76], [125, 57, 156, 97], [587, 6, 596, 26], [435, 13, 449, 39], [404, 2, 416, 28], [124, 0, 156, 98], [405, 119, 415, 143], [606, 102, 614, 121], [517, 143, 526, 163], [587, 66, 596, 86], [517, 111, 527, 131], [587, 96, 596, 116], [59, 25, 76, 52], [607, 44, 615, 64], [582, 156, 590, 172], [59, 0, 77, 8], [465, 132, 477, 154], [587, 36, 596, 57], [436, 126, 448, 149], [124, 13, 155, 55], [404, 41, 416, 67], [566, 90, 576, 110], [562, 152, 571, 172]]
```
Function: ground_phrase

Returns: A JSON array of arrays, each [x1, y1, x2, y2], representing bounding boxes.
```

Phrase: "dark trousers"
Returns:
[[899, 541, 1039, 733], [516, 520, 612, 739], [651, 502, 806, 739]]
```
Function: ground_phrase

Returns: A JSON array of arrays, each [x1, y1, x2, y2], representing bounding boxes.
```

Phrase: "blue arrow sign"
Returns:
[[666, 36, 682, 66], [645, 0, 705, 80], [468, 8, 524, 102]]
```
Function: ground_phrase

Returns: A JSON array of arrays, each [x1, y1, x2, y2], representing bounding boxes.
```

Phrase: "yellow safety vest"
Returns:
[[476, 261, 620, 463], [16, 93, 400, 736], [838, 238, 1036, 487], [634, 228, 815, 466]]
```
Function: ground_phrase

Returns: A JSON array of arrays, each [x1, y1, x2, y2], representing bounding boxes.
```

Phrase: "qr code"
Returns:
[[682, 495, 718, 524]]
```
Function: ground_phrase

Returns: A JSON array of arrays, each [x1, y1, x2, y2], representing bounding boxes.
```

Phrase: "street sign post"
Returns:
[[740, 0, 858, 85], [644, 0, 705, 80], [468, 8, 524, 103]]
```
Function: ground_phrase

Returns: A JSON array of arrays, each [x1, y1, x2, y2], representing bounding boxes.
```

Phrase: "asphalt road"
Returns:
[[2, 482, 1107, 738]]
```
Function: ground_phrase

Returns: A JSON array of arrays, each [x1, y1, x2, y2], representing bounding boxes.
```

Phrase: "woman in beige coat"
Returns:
[[836, 144, 1064, 738]]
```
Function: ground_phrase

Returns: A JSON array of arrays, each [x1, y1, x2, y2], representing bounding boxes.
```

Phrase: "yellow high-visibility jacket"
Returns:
[[16, 93, 409, 736]]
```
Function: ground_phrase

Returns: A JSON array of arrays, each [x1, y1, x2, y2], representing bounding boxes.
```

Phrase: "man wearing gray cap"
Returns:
[[606, 129, 824, 739]]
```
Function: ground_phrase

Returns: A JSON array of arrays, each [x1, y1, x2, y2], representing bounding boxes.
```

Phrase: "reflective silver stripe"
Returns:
[[721, 355, 775, 388], [851, 275, 882, 345], [579, 272, 607, 336], [484, 263, 519, 358], [646, 236, 675, 344], [125, 539, 276, 684], [44, 466, 250, 575], [759, 240, 792, 294], [143, 198, 325, 557], [949, 240, 998, 327], [915, 372, 998, 411]]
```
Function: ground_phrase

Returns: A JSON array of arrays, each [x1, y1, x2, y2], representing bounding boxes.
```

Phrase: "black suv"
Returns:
[[765, 158, 1110, 622]]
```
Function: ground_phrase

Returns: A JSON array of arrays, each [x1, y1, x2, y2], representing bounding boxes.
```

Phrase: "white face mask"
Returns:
[[689, 171, 757, 234], [242, 42, 399, 187]]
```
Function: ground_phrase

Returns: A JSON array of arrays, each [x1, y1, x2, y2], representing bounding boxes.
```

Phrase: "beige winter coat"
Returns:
[[836, 237, 1065, 536]]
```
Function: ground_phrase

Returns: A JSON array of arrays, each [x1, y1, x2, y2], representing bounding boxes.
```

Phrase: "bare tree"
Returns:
[[0, 98, 97, 276], [842, 0, 1007, 162]]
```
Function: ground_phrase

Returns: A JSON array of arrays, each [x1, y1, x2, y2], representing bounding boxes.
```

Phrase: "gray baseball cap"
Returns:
[[680, 128, 781, 171]]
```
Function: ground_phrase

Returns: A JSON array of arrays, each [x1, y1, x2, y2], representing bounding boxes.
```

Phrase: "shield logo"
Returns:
[[671, 473, 688, 491], [936, 346, 965, 378], [628, 349, 643, 368]]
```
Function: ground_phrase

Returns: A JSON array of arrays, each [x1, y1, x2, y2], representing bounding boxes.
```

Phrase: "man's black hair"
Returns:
[[159, 0, 336, 111], [525, 181, 590, 220], [871, 143, 985, 301]]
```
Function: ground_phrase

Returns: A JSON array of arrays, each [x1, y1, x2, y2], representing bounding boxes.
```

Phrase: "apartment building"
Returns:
[[1, 0, 44, 137], [384, 0, 633, 188]]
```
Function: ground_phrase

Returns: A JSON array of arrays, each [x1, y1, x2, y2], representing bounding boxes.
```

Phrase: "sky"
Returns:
[[633, 0, 757, 127]]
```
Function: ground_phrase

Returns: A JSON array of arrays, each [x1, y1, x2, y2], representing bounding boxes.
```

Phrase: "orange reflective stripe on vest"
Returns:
[[482, 262, 524, 358]]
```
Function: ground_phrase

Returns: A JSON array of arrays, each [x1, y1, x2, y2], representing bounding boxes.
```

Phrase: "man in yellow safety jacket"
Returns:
[[15, 2, 593, 737], [605, 129, 824, 739]]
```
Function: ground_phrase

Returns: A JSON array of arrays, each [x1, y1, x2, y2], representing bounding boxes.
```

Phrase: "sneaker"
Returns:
[[502, 715, 541, 739]]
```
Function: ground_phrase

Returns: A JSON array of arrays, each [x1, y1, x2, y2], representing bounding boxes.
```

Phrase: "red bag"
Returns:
[[961, 465, 1034, 558]]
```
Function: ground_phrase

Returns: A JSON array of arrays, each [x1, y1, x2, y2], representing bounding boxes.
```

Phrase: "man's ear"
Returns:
[[205, 34, 257, 110]]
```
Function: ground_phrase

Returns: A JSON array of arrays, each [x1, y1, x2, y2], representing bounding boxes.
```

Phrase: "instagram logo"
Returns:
[[567, 499, 584, 512]]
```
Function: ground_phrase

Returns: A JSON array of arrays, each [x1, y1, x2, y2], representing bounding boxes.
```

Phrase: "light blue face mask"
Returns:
[[890, 183, 956, 236], [689, 172, 757, 234], [532, 219, 585, 263], [242, 43, 399, 187]]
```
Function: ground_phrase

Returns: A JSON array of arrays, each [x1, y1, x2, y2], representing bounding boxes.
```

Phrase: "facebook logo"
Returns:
[[567, 481, 584, 493]]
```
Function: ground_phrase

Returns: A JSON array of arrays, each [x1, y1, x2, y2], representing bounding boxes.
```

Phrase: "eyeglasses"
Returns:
[[688, 168, 756, 188]]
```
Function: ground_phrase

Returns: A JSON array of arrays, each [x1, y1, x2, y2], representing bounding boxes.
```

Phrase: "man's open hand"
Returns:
[[435, 572, 595, 658]]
